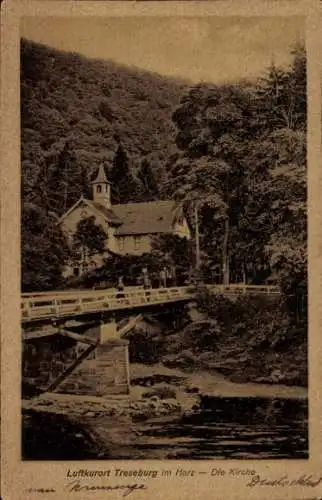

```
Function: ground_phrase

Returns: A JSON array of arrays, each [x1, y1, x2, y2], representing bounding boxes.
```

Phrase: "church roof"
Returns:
[[59, 197, 181, 235], [113, 200, 177, 236], [92, 164, 110, 184], [91, 202, 123, 225]]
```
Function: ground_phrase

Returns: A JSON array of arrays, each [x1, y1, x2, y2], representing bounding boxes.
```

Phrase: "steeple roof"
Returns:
[[92, 164, 110, 184]]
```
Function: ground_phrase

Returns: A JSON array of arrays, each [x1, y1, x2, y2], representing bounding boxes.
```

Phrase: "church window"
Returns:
[[73, 267, 80, 277], [97, 185, 102, 193], [134, 236, 140, 250]]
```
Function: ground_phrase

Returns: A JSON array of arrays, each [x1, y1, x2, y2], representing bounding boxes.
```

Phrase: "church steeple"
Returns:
[[91, 164, 111, 208]]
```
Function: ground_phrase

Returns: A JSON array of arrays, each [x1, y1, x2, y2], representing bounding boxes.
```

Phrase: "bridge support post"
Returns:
[[99, 318, 118, 343], [53, 336, 131, 397], [94, 338, 131, 396], [91, 316, 129, 395]]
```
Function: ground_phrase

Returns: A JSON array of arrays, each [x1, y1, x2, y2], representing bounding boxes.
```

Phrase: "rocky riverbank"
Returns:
[[22, 389, 182, 459], [22, 362, 307, 423], [22, 363, 308, 460], [22, 391, 181, 422]]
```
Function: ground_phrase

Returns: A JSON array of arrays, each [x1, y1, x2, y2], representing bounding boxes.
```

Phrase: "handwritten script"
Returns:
[[246, 474, 322, 488], [24, 471, 322, 496], [66, 480, 147, 496]]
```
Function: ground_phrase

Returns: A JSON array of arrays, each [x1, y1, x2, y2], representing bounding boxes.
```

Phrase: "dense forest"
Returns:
[[21, 38, 306, 303], [21, 38, 185, 208]]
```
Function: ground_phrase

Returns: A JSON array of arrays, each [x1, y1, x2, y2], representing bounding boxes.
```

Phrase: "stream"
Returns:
[[123, 397, 308, 459], [22, 396, 308, 460]]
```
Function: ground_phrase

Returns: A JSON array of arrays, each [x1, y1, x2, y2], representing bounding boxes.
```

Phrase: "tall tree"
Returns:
[[250, 44, 307, 300], [168, 44, 306, 289], [33, 141, 88, 216], [137, 157, 159, 201], [109, 142, 141, 203], [22, 203, 69, 291], [169, 83, 255, 284], [150, 233, 193, 284]]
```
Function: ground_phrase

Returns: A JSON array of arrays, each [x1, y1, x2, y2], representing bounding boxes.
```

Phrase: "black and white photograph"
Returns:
[[20, 15, 308, 461]]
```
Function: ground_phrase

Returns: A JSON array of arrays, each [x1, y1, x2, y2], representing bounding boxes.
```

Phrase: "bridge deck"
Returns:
[[21, 284, 280, 323]]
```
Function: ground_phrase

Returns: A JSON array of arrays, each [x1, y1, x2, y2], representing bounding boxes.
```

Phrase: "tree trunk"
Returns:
[[81, 246, 87, 276], [242, 261, 247, 285], [195, 203, 201, 274], [222, 216, 230, 285], [63, 182, 68, 213]]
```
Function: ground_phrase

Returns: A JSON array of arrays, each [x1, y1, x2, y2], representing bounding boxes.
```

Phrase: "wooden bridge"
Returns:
[[22, 284, 280, 323], [22, 283, 280, 397]]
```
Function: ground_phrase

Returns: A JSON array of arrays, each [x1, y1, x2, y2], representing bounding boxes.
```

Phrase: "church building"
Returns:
[[59, 165, 191, 276]]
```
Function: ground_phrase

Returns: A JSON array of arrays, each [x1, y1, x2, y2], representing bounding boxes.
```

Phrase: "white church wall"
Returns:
[[61, 203, 116, 277], [107, 226, 118, 254], [116, 234, 152, 256], [61, 203, 121, 253], [61, 204, 107, 235]]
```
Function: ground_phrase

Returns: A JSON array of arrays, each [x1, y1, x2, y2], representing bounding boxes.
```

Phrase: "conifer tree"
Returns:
[[110, 142, 140, 203], [137, 157, 159, 201], [22, 203, 69, 291]]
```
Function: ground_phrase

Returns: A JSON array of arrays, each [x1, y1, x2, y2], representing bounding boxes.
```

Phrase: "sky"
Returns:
[[21, 16, 304, 84]]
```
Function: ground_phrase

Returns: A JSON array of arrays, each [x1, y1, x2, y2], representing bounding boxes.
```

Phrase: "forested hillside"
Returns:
[[21, 38, 186, 211], [21, 38, 306, 297]]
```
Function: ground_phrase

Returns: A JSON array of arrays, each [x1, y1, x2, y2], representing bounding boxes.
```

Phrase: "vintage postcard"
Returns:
[[1, 0, 321, 499]]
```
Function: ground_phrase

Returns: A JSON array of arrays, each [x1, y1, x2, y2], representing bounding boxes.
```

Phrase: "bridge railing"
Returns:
[[21, 284, 280, 322], [207, 284, 280, 295], [22, 283, 279, 298], [21, 285, 145, 298], [21, 286, 195, 321]]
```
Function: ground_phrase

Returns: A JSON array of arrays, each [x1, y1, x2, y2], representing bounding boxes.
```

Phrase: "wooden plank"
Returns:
[[58, 329, 98, 346], [117, 314, 143, 336], [45, 343, 97, 392], [23, 327, 59, 340]]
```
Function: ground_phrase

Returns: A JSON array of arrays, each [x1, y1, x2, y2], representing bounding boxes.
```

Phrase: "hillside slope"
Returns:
[[21, 39, 187, 207]]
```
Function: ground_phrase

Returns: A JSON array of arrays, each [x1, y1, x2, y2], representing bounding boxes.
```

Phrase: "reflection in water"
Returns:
[[131, 397, 308, 460], [22, 397, 308, 460]]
